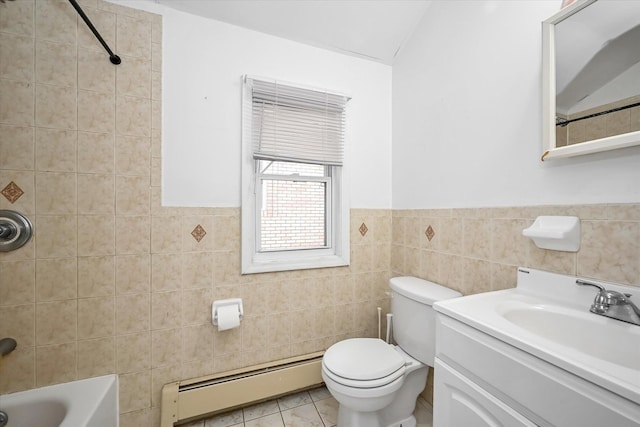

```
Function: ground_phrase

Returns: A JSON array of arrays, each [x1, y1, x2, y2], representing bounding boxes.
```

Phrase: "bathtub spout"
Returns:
[[0, 337, 17, 357]]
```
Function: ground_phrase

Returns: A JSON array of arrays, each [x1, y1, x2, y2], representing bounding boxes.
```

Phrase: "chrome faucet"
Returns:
[[576, 279, 640, 326]]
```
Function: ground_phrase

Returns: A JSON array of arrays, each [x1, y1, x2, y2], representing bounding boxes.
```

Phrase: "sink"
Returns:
[[496, 301, 640, 370], [0, 375, 118, 427], [433, 267, 640, 406]]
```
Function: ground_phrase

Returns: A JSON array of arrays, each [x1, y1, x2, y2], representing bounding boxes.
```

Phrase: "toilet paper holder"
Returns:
[[212, 298, 244, 326]]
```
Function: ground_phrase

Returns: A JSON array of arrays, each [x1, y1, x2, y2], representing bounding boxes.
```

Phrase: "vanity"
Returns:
[[432, 268, 640, 427]]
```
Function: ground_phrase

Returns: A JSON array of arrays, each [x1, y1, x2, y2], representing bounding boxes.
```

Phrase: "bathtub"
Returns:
[[0, 375, 118, 427]]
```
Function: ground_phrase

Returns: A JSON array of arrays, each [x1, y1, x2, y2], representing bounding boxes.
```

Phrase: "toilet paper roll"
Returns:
[[216, 304, 240, 331]]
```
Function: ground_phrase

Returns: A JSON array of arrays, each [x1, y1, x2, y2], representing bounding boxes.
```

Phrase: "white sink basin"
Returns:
[[496, 301, 640, 370], [434, 268, 640, 406], [0, 375, 118, 427]]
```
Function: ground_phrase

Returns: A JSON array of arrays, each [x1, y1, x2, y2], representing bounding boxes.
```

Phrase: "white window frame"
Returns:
[[241, 76, 350, 274]]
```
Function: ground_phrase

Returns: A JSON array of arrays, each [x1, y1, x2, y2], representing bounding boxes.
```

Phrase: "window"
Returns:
[[258, 161, 328, 251], [241, 76, 350, 274]]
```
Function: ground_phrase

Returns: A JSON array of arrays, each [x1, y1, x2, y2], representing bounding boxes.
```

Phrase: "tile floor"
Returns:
[[181, 386, 433, 427]]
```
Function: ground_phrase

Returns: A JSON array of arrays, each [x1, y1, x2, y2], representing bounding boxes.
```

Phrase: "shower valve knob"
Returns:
[[0, 223, 17, 239], [0, 210, 32, 252]]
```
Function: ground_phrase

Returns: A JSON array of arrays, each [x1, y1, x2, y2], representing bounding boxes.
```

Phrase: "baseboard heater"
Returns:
[[160, 351, 324, 426]]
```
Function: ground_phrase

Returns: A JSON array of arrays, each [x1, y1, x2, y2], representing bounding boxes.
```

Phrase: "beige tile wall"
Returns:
[[391, 204, 640, 294], [0, 1, 389, 426], [2, 1, 639, 426], [560, 95, 640, 146]]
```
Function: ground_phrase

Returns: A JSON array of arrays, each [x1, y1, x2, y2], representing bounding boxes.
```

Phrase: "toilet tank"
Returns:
[[390, 277, 461, 366]]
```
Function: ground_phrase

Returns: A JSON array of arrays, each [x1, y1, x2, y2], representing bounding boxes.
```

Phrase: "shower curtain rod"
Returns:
[[68, 0, 121, 65], [556, 101, 640, 127]]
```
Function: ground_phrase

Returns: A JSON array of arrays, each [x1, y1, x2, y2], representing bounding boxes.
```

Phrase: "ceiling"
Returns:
[[156, 0, 431, 64]]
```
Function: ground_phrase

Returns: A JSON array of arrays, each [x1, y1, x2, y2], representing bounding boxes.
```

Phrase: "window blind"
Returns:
[[245, 77, 349, 166]]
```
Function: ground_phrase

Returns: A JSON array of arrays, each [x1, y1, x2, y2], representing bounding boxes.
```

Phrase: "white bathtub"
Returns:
[[0, 375, 118, 427]]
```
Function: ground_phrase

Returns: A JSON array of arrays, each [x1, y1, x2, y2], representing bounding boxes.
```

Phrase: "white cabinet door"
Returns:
[[433, 358, 537, 427]]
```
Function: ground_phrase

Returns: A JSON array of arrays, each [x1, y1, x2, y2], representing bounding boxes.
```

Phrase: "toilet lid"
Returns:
[[323, 338, 405, 381], [390, 276, 462, 306]]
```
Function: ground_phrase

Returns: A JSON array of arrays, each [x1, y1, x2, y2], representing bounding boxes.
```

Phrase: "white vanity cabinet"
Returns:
[[433, 313, 640, 427], [434, 358, 536, 427]]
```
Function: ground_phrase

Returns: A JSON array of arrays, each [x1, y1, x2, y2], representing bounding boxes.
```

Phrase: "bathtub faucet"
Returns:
[[0, 337, 17, 357], [0, 338, 17, 427]]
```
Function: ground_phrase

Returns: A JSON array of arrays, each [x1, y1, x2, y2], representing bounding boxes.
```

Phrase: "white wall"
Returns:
[[392, 0, 640, 209], [114, 1, 393, 208]]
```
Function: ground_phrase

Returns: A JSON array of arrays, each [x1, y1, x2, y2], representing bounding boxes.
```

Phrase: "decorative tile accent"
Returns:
[[425, 225, 435, 241], [359, 222, 368, 237], [191, 224, 206, 242], [1, 181, 24, 203]]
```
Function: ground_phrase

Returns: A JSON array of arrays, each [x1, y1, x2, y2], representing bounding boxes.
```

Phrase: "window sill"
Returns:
[[241, 252, 349, 275]]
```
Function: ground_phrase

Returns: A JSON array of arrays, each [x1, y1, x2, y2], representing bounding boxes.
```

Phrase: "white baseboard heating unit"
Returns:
[[160, 352, 324, 427]]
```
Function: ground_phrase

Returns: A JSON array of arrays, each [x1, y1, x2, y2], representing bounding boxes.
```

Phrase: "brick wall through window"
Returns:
[[260, 161, 327, 250]]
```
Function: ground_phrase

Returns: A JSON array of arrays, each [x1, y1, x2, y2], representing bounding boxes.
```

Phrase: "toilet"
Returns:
[[322, 276, 461, 427]]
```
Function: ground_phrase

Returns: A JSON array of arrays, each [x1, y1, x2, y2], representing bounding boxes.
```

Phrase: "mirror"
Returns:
[[542, 0, 640, 160]]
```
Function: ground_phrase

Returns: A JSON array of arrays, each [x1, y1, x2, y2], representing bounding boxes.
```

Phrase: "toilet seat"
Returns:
[[323, 362, 406, 389], [323, 338, 406, 389]]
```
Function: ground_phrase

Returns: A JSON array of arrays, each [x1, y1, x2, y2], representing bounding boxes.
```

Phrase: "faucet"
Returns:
[[576, 279, 640, 326], [0, 338, 16, 427], [0, 338, 16, 357]]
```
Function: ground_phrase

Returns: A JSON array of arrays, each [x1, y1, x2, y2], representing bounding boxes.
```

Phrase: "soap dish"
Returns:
[[522, 216, 580, 252]]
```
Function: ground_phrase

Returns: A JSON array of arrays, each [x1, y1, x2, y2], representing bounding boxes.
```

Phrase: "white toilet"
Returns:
[[322, 276, 461, 427]]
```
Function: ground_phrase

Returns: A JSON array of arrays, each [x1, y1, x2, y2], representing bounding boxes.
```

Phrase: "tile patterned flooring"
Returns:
[[181, 386, 434, 427]]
